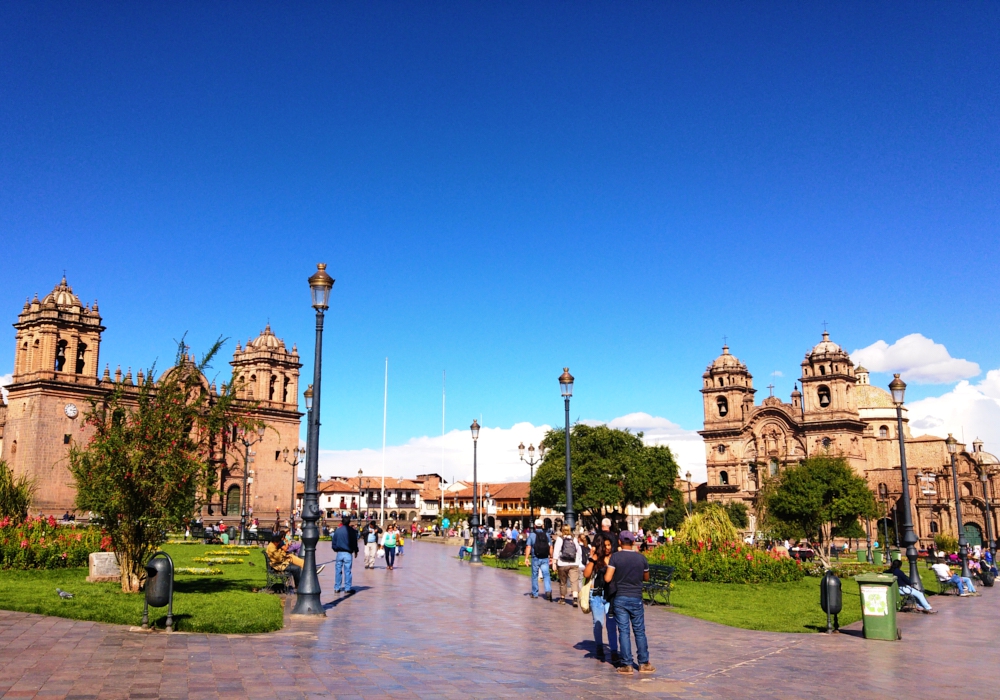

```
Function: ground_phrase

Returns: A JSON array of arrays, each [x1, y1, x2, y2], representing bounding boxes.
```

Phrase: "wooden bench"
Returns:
[[496, 544, 520, 570], [643, 564, 675, 606], [934, 573, 960, 595], [262, 551, 294, 594]]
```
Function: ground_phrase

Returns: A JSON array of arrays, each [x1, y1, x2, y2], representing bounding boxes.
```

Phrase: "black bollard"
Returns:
[[820, 570, 842, 634]]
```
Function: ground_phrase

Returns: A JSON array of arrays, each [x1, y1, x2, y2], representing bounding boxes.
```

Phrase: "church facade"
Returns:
[[699, 332, 999, 548], [0, 277, 303, 522]]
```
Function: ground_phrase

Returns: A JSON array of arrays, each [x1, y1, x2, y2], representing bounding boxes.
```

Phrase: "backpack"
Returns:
[[559, 537, 578, 563], [532, 529, 550, 558]]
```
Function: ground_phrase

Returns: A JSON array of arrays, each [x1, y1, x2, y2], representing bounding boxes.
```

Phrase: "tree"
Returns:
[[69, 340, 257, 591], [640, 499, 688, 533], [531, 424, 680, 524], [0, 460, 34, 523], [694, 500, 748, 529], [763, 456, 878, 568], [677, 503, 739, 547]]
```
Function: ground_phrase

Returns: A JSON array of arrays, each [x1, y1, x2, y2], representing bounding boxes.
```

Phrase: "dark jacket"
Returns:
[[888, 567, 911, 587], [331, 524, 359, 554]]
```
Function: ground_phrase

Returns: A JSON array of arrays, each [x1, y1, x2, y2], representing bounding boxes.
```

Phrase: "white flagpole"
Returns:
[[381, 358, 388, 528]]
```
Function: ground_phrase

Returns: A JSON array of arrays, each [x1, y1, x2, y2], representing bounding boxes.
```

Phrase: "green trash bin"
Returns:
[[854, 573, 900, 641], [890, 550, 902, 562], [873, 551, 884, 566], [856, 549, 866, 563]]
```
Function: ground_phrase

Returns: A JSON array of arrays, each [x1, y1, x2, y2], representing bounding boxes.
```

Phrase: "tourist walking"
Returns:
[[397, 529, 405, 556], [604, 531, 653, 675], [584, 533, 619, 663], [525, 518, 553, 600], [360, 521, 381, 569], [331, 515, 359, 593], [553, 525, 582, 606], [382, 523, 399, 570]]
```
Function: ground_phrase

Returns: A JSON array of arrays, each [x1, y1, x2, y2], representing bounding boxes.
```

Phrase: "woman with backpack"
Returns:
[[583, 533, 619, 663], [553, 525, 582, 606]]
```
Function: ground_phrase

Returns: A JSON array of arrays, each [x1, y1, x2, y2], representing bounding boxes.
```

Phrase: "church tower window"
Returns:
[[817, 385, 831, 407], [769, 458, 778, 476], [819, 365, 826, 375], [930, 521, 939, 534], [879, 425, 888, 438], [55, 339, 68, 372], [268, 375, 276, 401], [719, 471, 729, 485], [717, 396, 729, 417], [718, 444, 726, 454], [822, 437, 831, 449], [76, 342, 87, 374]]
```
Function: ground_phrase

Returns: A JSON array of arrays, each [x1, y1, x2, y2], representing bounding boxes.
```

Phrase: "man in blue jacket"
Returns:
[[331, 515, 359, 593]]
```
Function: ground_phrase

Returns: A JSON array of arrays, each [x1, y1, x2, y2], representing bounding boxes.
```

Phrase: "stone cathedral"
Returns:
[[698, 332, 1000, 547], [0, 277, 303, 521]]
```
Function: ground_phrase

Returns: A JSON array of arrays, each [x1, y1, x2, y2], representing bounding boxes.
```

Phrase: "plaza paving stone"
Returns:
[[0, 539, 997, 698]]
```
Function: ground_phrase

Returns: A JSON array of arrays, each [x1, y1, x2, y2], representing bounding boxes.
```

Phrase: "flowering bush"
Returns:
[[645, 542, 804, 584], [0, 516, 107, 570], [192, 556, 243, 564], [803, 561, 886, 578]]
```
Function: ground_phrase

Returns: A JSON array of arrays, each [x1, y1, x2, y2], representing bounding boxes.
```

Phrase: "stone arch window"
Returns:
[[282, 375, 289, 403], [718, 378, 724, 387], [769, 458, 778, 476], [930, 521, 939, 534], [962, 482, 973, 498], [822, 437, 832, 450], [817, 385, 831, 408], [75, 342, 87, 374], [719, 471, 729, 485], [55, 339, 68, 372], [717, 396, 729, 417], [819, 365, 826, 376], [268, 375, 276, 401], [879, 425, 889, 438], [390, 511, 398, 520], [717, 444, 726, 455], [226, 485, 241, 516]]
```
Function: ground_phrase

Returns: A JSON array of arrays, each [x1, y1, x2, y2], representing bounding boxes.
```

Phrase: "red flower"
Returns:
[[20, 539, 28, 548]]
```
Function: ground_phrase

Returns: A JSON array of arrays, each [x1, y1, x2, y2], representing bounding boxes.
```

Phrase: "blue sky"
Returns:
[[2, 3, 998, 479]]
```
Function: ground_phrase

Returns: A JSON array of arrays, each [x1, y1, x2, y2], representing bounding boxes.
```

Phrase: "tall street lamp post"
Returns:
[[238, 425, 266, 544], [685, 471, 693, 514], [979, 463, 997, 563], [559, 368, 576, 530], [519, 442, 546, 529], [357, 468, 364, 520], [282, 445, 306, 536], [889, 374, 923, 591], [470, 419, 482, 564], [946, 434, 972, 578], [877, 482, 891, 554], [292, 263, 334, 617]]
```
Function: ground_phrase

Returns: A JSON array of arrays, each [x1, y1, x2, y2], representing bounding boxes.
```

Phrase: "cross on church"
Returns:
[[767, 383, 774, 397], [723, 334, 728, 346], [822, 320, 829, 332]]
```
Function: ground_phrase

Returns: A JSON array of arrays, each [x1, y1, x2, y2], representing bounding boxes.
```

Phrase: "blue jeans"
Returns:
[[951, 575, 976, 593], [384, 546, 396, 568], [613, 596, 649, 667], [590, 591, 619, 655], [898, 585, 931, 610], [530, 557, 552, 597], [334, 551, 353, 591]]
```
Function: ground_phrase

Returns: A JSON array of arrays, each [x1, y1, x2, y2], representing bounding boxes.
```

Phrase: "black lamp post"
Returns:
[[978, 461, 997, 563], [292, 263, 334, 617], [282, 445, 305, 537], [877, 482, 890, 554], [357, 468, 363, 520], [889, 374, 922, 591], [238, 425, 266, 544], [946, 434, 972, 578], [559, 368, 576, 530], [685, 471, 693, 514], [519, 442, 546, 529], [469, 419, 482, 564]]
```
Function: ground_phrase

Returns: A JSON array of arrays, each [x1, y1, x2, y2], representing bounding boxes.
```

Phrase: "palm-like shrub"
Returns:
[[677, 504, 739, 547], [0, 461, 34, 523]]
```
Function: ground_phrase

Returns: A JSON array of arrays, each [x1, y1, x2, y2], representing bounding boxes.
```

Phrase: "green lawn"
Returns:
[[0, 543, 283, 634], [475, 554, 949, 633]]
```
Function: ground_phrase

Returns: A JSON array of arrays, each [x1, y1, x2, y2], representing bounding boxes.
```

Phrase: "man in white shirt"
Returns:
[[931, 561, 978, 596], [552, 524, 582, 606]]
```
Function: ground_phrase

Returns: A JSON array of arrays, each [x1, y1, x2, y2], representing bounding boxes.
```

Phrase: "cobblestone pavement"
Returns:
[[1, 540, 996, 699]]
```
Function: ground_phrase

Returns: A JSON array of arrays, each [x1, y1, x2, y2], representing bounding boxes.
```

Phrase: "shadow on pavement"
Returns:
[[322, 586, 371, 610]]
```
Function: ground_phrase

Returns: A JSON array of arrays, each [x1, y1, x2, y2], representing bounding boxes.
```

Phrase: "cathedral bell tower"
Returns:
[[799, 331, 857, 421], [702, 345, 755, 428]]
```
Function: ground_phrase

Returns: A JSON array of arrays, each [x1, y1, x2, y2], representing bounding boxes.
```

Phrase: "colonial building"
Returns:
[[0, 276, 303, 521], [699, 332, 1000, 547], [297, 476, 422, 523]]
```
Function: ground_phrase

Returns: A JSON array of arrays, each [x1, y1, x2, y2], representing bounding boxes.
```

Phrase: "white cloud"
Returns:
[[907, 368, 1000, 452], [319, 413, 707, 485], [0, 373, 11, 403], [851, 334, 980, 384]]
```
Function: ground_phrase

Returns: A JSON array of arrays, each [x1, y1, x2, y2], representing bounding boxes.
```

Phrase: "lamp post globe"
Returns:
[[889, 374, 923, 591], [685, 471, 693, 514], [559, 368, 576, 530], [469, 419, 482, 563], [293, 264, 335, 617], [946, 434, 972, 578]]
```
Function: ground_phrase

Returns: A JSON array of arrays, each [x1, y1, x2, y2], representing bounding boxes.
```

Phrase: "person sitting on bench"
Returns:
[[266, 531, 324, 586], [931, 560, 978, 596], [887, 560, 936, 613]]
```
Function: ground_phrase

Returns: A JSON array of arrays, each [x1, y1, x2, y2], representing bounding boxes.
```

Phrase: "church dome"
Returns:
[[855, 384, 895, 409], [973, 439, 999, 466], [249, 324, 287, 351], [42, 277, 82, 309], [711, 345, 742, 370], [808, 331, 844, 358]]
